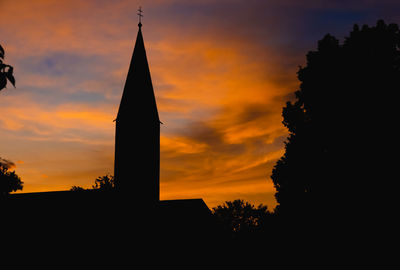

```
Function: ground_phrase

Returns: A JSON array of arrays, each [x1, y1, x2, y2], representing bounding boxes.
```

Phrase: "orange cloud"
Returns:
[[0, 0, 304, 209], [161, 136, 209, 155]]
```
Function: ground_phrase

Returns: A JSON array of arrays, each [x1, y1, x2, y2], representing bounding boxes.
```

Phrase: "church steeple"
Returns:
[[114, 20, 160, 205], [116, 22, 159, 124]]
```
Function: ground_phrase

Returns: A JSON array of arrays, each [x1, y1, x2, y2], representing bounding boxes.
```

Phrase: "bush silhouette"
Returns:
[[70, 174, 115, 192], [0, 162, 23, 197], [271, 20, 400, 219], [92, 174, 115, 191]]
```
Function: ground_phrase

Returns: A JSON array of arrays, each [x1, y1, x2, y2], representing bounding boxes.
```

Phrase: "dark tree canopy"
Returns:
[[92, 174, 115, 191], [271, 20, 399, 218], [0, 162, 23, 197], [212, 199, 271, 239], [71, 174, 115, 192], [0, 44, 15, 91]]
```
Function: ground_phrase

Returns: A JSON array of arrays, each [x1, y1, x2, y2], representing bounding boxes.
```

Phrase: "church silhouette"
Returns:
[[4, 22, 222, 247]]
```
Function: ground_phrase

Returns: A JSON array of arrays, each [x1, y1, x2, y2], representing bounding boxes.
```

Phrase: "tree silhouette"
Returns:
[[0, 44, 15, 91], [271, 20, 400, 218], [92, 174, 115, 191], [70, 185, 86, 192], [70, 174, 115, 192], [0, 162, 23, 197], [212, 199, 271, 239]]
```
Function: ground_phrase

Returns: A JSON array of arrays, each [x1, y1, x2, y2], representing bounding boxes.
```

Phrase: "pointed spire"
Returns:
[[116, 21, 159, 123]]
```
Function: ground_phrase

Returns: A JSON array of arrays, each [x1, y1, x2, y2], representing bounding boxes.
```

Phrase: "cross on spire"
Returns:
[[137, 6, 143, 26]]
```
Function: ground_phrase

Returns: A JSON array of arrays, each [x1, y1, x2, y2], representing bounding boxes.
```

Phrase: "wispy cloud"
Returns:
[[1, 0, 399, 208]]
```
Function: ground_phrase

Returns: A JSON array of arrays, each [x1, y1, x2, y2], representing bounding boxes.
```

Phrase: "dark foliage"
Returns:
[[271, 20, 400, 219], [212, 199, 272, 239], [70, 174, 115, 192], [0, 157, 15, 170], [0, 44, 15, 91], [92, 174, 115, 191], [70, 185, 86, 192], [0, 162, 23, 197]]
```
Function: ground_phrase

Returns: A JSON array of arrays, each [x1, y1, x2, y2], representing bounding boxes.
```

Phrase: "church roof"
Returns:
[[116, 23, 160, 123]]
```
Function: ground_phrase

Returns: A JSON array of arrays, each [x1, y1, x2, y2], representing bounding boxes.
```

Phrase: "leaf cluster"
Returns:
[[70, 174, 115, 192], [0, 44, 15, 91], [92, 174, 115, 191], [212, 199, 271, 238], [0, 163, 23, 197]]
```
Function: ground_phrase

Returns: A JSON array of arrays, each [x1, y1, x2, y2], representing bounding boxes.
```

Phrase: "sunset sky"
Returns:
[[0, 0, 399, 209]]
